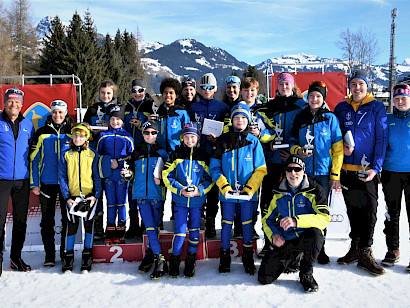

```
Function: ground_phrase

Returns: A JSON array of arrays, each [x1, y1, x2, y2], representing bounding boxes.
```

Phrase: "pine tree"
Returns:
[[62, 11, 104, 107], [38, 16, 67, 77]]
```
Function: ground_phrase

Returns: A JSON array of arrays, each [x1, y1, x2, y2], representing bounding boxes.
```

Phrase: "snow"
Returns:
[[179, 38, 194, 48], [184, 67, 199, 71], [402, 58, 410, 66], [195, 57, 213, 69], [1, 186, 410, 307]]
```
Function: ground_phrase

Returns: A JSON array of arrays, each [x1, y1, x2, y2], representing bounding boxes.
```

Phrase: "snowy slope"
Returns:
[[1, 186, 410, 308]]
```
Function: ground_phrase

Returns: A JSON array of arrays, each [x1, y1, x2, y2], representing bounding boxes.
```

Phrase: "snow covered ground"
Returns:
[[1, 186, 410, 308]]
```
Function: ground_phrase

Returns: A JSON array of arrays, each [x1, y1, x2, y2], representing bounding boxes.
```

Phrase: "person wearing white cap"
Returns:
[[30, 99, 74, 267]]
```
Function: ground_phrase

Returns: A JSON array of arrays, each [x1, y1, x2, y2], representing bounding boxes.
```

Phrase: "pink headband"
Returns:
[[393, 86, 410, 98], [277, 73, 294, 88]]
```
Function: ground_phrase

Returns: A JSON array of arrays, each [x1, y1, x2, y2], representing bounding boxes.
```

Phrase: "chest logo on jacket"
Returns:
[[320, 127, 328, 136], [344, 112, 353, 126], [3, 124, 9, 132], [296, 199, 306, 208], [171, 120, 178, 129], [244, 152, 252, 162]]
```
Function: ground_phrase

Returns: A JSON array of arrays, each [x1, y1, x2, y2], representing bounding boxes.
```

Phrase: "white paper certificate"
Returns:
[[153, 157, 164, 178], [201, 118, 224, 137]]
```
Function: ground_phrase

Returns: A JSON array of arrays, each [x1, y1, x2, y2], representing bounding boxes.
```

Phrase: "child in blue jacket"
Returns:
[[124, 120, 168, 280], [210, 103, 267, 275], [97, 104, 134, 245], [162, 122, 214, 278]]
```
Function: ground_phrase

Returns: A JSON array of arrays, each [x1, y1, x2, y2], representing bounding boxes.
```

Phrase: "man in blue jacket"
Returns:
[[258, 155, 329, 292], [334, 69, 388, 276], [0, 87, 35, 276]]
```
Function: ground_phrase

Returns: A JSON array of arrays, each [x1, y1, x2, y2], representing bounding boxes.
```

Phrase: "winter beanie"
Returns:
[[107, 104, 125, 121], [142, 120, 159, 132], [277, 73, 295, 88], [50, 100, 68, 115], [131, 79, 146, 89], [231, 103, 251, 123], [200, 73, 217, 91], [285, 154, 306, 170], [4, 87, 24, 103], [182, 122, 200, 138], [349, 69, 369, 87], [308, 81, 327, 100], [393, 83, 410, 98]]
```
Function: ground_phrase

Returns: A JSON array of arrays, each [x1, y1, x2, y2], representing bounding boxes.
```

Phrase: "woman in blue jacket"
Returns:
[[30, 100, 73, 267], [210, 103, 267, 275], [163, 123, 214, 278], [380, 83, 410, 271]]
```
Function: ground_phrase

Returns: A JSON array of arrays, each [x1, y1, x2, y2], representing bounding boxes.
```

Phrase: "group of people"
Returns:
[[0, 68, 409, 293]]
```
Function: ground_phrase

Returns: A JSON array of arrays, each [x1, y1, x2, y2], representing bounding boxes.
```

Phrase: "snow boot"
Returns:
[[10, 257, 32, 272], [150, 254, 168, 280], [381, 249, 400, 267], [337, 239, 359, 264], [184, 252, 197, 278], [169, 254, 181, 278], [219, 248, 231, 274], [81, 248, 93, 272], [125, 209, 141, 239], [114, 224, 126, 244], [317, 241, 330, 265], [242, 248, 256, 275], [44, 251, 56, 267], [104, 223, 116, 246], [299, 272, 319, 293], [139, 248, 154, 273], [357, 248, 386, 276], [94, 214, 104, 240], [62, 250, 74, 272], [406, 263, 410, 273], [205, 217, 216, 238]]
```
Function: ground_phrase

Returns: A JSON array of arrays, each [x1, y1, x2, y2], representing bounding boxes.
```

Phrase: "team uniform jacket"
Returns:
[[290, 103, 344, 180], [140, 101, 190, 153], [59, 146, 102, 201], [383, 112, 410, 172], [209, 128, 267, 202], [96, 127, 134, 172], [124, 98, 151, 146], [129, 142, 168, 200], [0, 112, 35, 180], [262, 175, 330, 242], [162, 144, 214, 208], [333, 93, 388, 173], [30, 116, 71, 187], [188, 98, 229, 155], [263, 94, 305, 163]]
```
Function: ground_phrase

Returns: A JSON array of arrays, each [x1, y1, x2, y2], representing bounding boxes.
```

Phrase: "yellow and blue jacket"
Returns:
[[209, 128, 267, 203], [290, 103, 344, 180], [262, 175, 330, 242], [162, 144, 214, 208], [59, 146, 102, 201], [30, 116, 71, 187]]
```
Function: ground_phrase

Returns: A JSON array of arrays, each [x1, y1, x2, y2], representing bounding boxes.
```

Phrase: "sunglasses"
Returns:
[[284, 166, 303, 173], [51, 101, 66, 107], [309, 81, 326, 88], [72, 129, 88, 136], [132, 88, 145, 93], [143, 131, 158, 136], [200, 85, 215, 91], [226, 76, 241, 85]]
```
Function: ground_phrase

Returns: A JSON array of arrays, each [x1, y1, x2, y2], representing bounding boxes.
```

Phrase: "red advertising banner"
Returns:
[[270, 71, 348, 110], [0, 84, 77, 130]]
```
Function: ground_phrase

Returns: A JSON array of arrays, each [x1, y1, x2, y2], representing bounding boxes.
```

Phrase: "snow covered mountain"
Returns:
[[256, 53, 410, 89], [141, 38, 248, 92], [36, 16, 70, 39]]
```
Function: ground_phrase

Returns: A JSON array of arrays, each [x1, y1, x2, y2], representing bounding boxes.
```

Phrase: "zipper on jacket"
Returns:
[[187, 147, 194, 208], [13, 139, 17, 180], [146, 145, 150, 198], [78, 150, 82, 195]]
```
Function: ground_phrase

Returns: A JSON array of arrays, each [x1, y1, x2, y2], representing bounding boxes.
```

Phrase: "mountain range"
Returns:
[[36, 16, 410, 94]]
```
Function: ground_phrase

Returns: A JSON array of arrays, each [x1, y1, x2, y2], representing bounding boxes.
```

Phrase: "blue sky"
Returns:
[[6, 0, 410, 65]]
